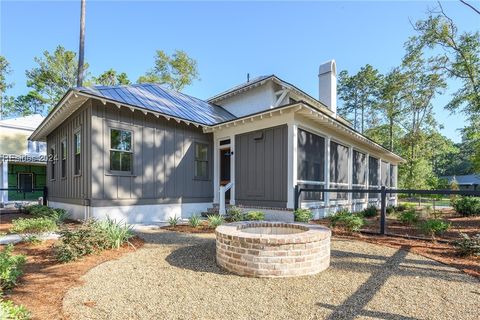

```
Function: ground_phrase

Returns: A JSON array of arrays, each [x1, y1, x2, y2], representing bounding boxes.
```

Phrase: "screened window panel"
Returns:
[[297, 129, 325, 182], [390, 165, 397, 187], [298, 183, 324, 202], [381, 161, 390, 187], [352, 150, 366, 185], [368, 156, 379, 186], [329, 141, 348, 184]]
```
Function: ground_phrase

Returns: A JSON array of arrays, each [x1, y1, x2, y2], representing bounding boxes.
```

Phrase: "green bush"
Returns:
[[168, 215, 181, 227], [227, 206, 245, 222], [330, 210, 365, 232], [394, 204, 408, 212], [452, 197, 480, 217], [0, 245, 26, 291], [420, 219, 450, 238], [54, 223, 110, 262], [454, 233, 480, 257], [0, 298, 30, 320], [22, 235, 41, 245], [10, 217, 57, 234], [188, 215, 201, 228], [24, 205, 70, 224], [398, 209, 420, 224], [246, 211, 265, 221], [207, 215, 224, 228], [386, 206, 395, 215], [294, 209, 313, 222], [361, 205, 378, 218], [95, 217, 134, 249]]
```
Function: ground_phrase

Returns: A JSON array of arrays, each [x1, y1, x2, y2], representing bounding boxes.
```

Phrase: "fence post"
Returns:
[[42, 186, 48, 206], [380, 186, 387, 235], [294, 185, 299, 211]]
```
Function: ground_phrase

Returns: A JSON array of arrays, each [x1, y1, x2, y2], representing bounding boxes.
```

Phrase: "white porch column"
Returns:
[[230, 136, 235, 205], [347, 146, 353, 208], [213, 137, 219, 204], [1, 159, 8, 205], [286, 123, 298, 209], [325, 137, 331, 215]]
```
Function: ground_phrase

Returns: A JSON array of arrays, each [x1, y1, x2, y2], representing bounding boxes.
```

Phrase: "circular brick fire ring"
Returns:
[[215, 222, 331, 277]]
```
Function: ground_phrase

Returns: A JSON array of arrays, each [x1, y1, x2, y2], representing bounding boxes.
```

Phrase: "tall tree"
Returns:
[[77, 0, 86, 86], [0, 56, 13, 119], [337, 64, 381, 133], [25, 46, 87, 111], [138, 50, 199, 91], [92, 69, 131, 86]]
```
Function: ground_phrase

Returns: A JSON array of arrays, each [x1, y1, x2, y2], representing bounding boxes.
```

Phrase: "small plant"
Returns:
[[420, 219, 450, 239], [0, 245, 26, 291], [330, 210, 365, 232], [10, 217, 57, 234], [294, 208, 313, 222], [0, 298, 30, 320], [246, 211, 265, 221], [207, 215, 224, 228], [168, 215, 181, 227], [49, 208, 70, 224], [24, 205, 70, 224], [361, 205, 378, 218], [397, 209, 420, 225], [95, 217, 134, 249], [452, 197, 480, 217], [22, 234, 41, 245], [454, 233, 480, 257], [395, 203, 408, 212], [386, 205, 395, 215], [329, 209, 351, 227], [227, 206, 245, 222], [188, 215, 201, 228]]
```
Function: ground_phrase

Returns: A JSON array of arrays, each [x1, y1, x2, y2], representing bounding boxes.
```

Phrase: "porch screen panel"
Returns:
[[368, 156, 379, 199], [390, 164, 397, 196], [297, 129, 325, 201], [352, 150, 367, 199], [330, 141, 349, 200], [381, 161, 390, 187]]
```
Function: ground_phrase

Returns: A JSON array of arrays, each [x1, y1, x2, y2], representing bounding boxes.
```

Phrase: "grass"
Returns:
[[399, 199, 452, 207]]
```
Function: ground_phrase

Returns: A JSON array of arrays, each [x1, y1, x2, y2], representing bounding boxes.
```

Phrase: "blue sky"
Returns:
[[1, 1, 479, 142]]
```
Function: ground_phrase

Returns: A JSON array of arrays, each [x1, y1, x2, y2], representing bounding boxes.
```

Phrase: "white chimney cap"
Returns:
[[319, 60, 336, 76]]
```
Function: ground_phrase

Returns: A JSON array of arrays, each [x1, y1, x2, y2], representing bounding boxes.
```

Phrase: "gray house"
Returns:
[[30, 60, 404, 223]]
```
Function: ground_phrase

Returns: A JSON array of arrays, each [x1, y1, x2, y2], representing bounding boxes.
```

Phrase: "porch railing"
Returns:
[[219, 182, 233, 215]]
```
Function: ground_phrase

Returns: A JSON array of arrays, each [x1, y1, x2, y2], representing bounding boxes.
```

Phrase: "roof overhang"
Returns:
[[204, 101, 405, 164]]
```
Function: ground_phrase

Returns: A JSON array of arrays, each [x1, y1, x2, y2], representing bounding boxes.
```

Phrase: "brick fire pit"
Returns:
[[215, 221, 331, 277]]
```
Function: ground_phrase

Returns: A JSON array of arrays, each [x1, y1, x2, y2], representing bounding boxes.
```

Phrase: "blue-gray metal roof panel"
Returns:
[[77, 83, 236, 125]]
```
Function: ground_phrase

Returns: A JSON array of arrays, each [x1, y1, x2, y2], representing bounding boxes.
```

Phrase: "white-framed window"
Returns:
[[381, 161, 390, 187], [194, 142, 209, 180], [368, 156, 380, 199], [61, 138, 67, 178], [297, 128, 326, 202], [109, 128, 133, 173], [329, 140, 349, 200], [74, 130, 81, 175], [352, 149, 367, 200]]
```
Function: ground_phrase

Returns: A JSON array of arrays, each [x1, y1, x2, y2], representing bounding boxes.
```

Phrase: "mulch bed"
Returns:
[[2, 237, 144, 320], [161, 221, 215, 234], [0, 213, 81, 234]]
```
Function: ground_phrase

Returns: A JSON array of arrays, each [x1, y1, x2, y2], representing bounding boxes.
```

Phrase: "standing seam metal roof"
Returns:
[[77, 83, 237, 125]]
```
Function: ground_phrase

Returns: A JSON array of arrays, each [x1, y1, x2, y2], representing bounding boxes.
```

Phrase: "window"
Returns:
[[381, 161, 390, 187], [74, 131, 81, 175], [194, 143, 209, 179], [61, 139, 67, 178], [110, 129, 133, 173], [352, 150, 367, 200], [390, 164, 397, 188], [18, 173, 33, 192], [50, 146, 56, 180], [330, 141, 349, 200], [368, 156, 379, 199], [297, 129, 325, 201]]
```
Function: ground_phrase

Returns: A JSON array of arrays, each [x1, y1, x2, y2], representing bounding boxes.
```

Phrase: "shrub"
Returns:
[[54, 223, 110, 262], [22, 235, 41, 245], [207, 215, 224, 228], [188, 215, 201, 228], [0, 245, 26, 291], [168, 215, 181, 227], [294, 208, 313, 222], [0, 298, 30, 320], [386, 206, 395, 215], [452, 197, 480, 217], [420, 219, 450, 239], [246, 211, 265, 221], [397, 209, 420, 224], [24, 205, 70, 224], [395, 203, 408, 212], [95, 217, 134, 249], [49, 208, 70, 224], [454, 233, 480, 257], [227, 206, 245, 222], [330, 210, 365, 232], [361, 205, 378, 218], [10, 217, 57, 234]]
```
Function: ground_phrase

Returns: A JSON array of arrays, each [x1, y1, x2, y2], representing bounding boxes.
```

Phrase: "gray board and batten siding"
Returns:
[[234, 125, 288, 208], [47, 98, 214, 207]]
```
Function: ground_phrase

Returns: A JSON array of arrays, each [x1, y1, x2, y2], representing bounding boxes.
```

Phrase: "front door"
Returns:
[[220, 148, 231, 200]]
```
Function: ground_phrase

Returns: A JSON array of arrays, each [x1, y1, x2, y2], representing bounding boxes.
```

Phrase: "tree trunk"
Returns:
[[77, 0, 86, 87], [361, 104, 364, 133]]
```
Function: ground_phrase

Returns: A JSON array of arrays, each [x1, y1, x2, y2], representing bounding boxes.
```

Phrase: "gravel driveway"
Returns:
[[63, 229, 480, 320]]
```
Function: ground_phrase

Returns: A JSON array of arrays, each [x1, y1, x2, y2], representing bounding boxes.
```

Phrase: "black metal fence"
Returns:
[[0, 187, 48, 206], [294, 185, 480, 235]]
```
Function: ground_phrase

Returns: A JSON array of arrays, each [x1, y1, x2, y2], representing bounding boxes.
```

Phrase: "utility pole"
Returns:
[[77, 0, 86, 87]]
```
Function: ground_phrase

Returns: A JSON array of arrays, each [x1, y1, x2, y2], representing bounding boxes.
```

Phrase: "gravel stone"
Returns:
[[63, 230, 480, 320]]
